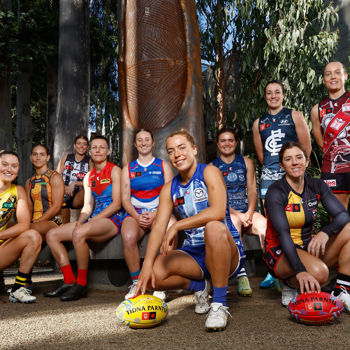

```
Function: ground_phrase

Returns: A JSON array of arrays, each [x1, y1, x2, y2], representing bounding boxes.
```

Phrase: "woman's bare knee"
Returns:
[[205, 221, 228, 245]]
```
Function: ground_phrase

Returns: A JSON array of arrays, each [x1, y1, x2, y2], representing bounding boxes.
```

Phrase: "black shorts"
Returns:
[[263, 244, 308, 278], [321, 172, 350, 194], [62, 188, 82, 209]]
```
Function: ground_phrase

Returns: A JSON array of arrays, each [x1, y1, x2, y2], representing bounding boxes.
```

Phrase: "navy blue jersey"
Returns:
[[212, 155, 248, 212], [170, 163, 240, 247], [259, 107, 298, 171]]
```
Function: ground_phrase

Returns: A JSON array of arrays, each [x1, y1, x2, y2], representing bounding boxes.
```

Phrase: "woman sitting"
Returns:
[[264, 141, 350, 309]]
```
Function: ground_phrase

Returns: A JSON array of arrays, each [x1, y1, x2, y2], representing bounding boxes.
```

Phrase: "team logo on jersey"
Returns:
[[285, 203, 301, 212], [174, 196, 185, 207], [76, 172, 85, 179], [65, 165, 73, 170], [130, 172, 142, 178], [260, 123, 271, 131], [194, 188, 208, 202], [320, 108, 332, 118], [330, 118, 346, 131], [100, 178, 111, 184], [222, 171, 228, 176], [324, 179, 336, 187], [91, 180, 96, 188], [342, 103, 350, 115], [306, 199, 318, 209], [265, 129, 286, 156]]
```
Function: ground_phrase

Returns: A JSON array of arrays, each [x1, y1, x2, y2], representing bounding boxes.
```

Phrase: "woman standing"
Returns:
[[264, 141, 350, 309], [121, 129, 175, 300]]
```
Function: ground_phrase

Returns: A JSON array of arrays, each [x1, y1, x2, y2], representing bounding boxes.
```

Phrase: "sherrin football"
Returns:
[[116, 295, 168, 328], [288, 291, 343, 325]]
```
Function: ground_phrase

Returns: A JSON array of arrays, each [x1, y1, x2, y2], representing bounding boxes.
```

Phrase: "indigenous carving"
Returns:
[[118, 0, 205, 165]]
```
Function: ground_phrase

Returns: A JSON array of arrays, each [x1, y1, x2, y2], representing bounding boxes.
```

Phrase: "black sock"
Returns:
[[333, 273, 350, 296], [12, 271, 30, 292]]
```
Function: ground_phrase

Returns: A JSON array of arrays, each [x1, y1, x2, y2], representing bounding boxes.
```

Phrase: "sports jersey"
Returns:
[[265, 175, 350, 274], [0, 184, 17, 232], [29, 169, 57, 222], [61, 153, 90, 201], [212, 155, 248, 212], [318, 91, 350, 173], [128, 157, 164, 210], [259, 107, 298, 172], [170, 163, 240, 247]]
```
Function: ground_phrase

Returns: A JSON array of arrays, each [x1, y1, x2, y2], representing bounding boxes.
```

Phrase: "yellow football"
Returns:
[[115, 294, 168, 328]]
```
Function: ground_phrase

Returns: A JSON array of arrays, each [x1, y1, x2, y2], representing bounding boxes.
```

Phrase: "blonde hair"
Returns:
[[166, 129, 196, 146]]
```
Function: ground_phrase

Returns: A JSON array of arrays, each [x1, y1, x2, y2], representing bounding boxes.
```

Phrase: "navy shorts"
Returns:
[[178, 238, 246, 279], [321, 172, 350, 194]]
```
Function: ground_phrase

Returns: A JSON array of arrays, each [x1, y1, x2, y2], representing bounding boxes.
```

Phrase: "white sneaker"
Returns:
[[194, 279, 211, 314], [205, 302, 231, 331], [281, 281, 298, 307], [9, 287, 36, 303], [153, 290, 167, 301], [332, 286, 350, 312], [125, 281, 138, 299]]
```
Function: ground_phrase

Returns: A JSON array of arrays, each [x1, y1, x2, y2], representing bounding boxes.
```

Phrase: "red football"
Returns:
[[288, 291, 344, 325]]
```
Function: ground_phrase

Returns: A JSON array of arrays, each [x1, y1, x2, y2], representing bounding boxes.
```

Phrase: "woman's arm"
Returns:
[[244, 157, 258, 221], [89, 166, 122, 222], [310, 104, 324, 151], [120, 165, 140, 221], [75, 171, 94, 224], [33, 172, 64, 223], [252, 119, 264, 164], [292, 110, 311, 157], [24, 178, 33, 217], [0, 186, 30, 240], [55, 154, 67, 174]]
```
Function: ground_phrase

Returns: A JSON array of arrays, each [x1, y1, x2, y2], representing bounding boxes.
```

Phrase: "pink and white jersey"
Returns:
[[129, 157, 165, 210]]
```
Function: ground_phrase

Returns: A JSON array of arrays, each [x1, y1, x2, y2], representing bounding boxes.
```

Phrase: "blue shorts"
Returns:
[[178, 238, 246, 279], [108, 211, 125, 232]]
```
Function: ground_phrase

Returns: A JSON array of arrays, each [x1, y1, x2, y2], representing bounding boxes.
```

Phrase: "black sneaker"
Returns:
[[44, 282, 74, 297], [60, 283, 88, 301]]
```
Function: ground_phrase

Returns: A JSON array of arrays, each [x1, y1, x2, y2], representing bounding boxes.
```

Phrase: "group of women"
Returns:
[[1, 75, 350, 332]]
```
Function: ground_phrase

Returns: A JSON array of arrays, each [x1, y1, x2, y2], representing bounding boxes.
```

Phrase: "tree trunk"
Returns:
[[0, 0, 12, 151], [46, 60, 58, 160], [215, 0, 225, 130], [16, 60, 33, 186], [54, 0, 90, 167]]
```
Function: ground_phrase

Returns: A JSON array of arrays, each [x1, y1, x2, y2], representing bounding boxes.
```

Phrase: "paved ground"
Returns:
[[1, 274, 350, 350]]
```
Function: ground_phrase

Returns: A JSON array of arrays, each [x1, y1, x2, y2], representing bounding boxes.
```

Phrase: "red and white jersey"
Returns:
[[318, 91, 350, 173]]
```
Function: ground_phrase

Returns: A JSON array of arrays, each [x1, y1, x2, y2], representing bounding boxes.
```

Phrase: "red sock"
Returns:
[[61, 264, 75, 285], [76, 269, 88, 286]]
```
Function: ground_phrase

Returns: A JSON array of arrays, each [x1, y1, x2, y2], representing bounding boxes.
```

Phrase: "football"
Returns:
[[288, 291, 343, 325], [115, 294, 168, 328]]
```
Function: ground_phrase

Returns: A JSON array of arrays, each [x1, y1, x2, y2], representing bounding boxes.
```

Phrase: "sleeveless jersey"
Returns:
[[212, 155, 248, 212], [265, 175, 350, 274], [61, 153, 90, 201], [89, 162, 117, 217], [128, 157, 164, 210], [259, 107, 298, 171], [0, 184, 18, 232], [170, 163, 240, 247], [29, 169, 56, 221], [318, 92, 350, 173]]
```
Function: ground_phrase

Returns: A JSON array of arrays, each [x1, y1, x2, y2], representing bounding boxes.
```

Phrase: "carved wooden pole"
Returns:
[[118, 0, 205, 165]]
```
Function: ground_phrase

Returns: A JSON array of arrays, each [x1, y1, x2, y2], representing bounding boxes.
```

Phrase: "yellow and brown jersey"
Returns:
[[29, 168, 56, 221], [265, 175, 350, 274], [0, 184, 18, 233]]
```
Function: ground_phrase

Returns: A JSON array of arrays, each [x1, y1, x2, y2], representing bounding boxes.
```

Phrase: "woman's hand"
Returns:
[[135, 262, 155, 296], [307, 231, 329, 258], [296, 271, 321, 293], [161, 222, 178, 256]]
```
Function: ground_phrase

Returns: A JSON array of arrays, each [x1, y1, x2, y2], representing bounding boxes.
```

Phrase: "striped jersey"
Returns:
[[0, 184, 17, 232], [128, 157, 165, 210], [170, 163, 240, 247]]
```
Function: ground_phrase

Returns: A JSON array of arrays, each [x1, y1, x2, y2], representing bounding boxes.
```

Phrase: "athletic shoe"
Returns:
[[125, 281, 138, 299], [153, 291, 167, 301], [332, 286, 350, 312], [194, 279, 211, 314], [281, 281, 298, 307], [44, 282, 74, 297], [9, 287, 36, 303], [238, 276, 253, 297], [322, 277, 337, 294], [7, 282, 33, 296], [259, 272, 275, 288], [205, 302, 231, 332], [60, 283, 88, 301]]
